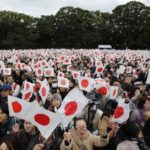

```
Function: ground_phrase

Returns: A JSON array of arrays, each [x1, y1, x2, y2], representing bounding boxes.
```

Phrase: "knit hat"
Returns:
[[0, 103, 9, 116], [0, 84, 12, 91]]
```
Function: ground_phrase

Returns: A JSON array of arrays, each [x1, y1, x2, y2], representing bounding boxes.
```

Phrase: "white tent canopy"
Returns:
[[98, 45, 112, 49]]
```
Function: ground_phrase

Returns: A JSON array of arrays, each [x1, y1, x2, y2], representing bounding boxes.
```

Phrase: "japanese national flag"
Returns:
[[58, 77, 70, 89], [41, 60, 48, 68], [60, 55, 65, 61], [8, 96, 33, 119], [44, 68, 54, 77], [146, 69, 150, 84], [88, 60, 94, 67], [126, 66, 132, 74], [55, 87, 89, 127], [95, 65, 104, 74], [39, 79, 50, 104], [58, 71, 64, 78], [95, 80, 109, 96], [8, 96, 61, 139], [133, 69, 138, 78], [63, 58, 71, 65], [12, 85, 20, 97], [112, 99, 130, 124], [32, 62, 40, 70], [109, 86, 119, 100], [20, 63, 26, 70], [22, 81, 35, 101], [78, 76, 94, 92], [48, 60, 55, 67], [72, 71, 80, 80], [35, 68, 43, 77], [93, 78, 105, 89], [3, 68, 11, 76], [67, 65, 72, 72]]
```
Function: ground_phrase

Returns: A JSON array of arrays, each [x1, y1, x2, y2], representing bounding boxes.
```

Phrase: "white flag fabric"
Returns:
[[0, 61, 5, 70], [3, 68, 11, 76], [8, 96, 61, 139], [56, 87, 89, 127], [146, 69, 150, 84]]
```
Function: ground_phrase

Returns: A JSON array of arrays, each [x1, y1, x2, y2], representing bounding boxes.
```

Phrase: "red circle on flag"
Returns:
[[26, 83, 30, 90], [113, 89, 116, 96], [65, 101, 77, 116], [97, 86, 107, 95], [34, 65, 38, 68], [33, 86, 36, 92], [42, 62, 45, 66], [46, 70, 51, 75], [61, 79, 66, 85], [36, 82, 41, 89], [74, 73, 78, 78], [24, 92, 31, 100], [65, 59, 69, 63], [12, 101, 22, 113], [81, 79, 89, 88], [41, 87, 46, 96], [61, 57, 64, 60], [22, 64, 25, 68], [97, 68, 103, 73], [34, 114, 50, 126], [114, 106, 124, 119], [38, 69, 42, 74]]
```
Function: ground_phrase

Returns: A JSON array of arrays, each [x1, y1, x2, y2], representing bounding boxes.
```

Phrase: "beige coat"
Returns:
[[60, 129, 109, 150]]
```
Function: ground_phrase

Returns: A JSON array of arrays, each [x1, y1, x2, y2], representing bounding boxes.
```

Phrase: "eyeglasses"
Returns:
[[75, 127, 87, 131]]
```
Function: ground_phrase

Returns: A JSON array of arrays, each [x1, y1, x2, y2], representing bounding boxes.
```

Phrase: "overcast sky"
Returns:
[[0, 0, 149, 17]]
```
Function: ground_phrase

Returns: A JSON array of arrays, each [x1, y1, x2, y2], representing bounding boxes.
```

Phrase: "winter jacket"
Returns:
[[60, 129, 109, 150]]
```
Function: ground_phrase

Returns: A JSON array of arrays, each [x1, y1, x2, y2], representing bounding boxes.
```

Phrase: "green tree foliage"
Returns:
[[111, 1, 150, 49], [0, 11, 37, 49], [0, 1, 150, 49]]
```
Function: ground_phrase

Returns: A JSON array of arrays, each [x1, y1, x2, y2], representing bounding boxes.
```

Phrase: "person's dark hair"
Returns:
[[0, 134, 23, 150], [102, 100, 118, 119], [143, 118, 150, 137], [0, 103, 9, 116], [74, 118, 86, 128], [122, 121, 141, 138], [137, 97, 147, 109], [112, 79, 121, 85]]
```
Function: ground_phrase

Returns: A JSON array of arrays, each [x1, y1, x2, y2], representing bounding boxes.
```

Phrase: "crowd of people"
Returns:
[[0, 49, 150, 150]]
